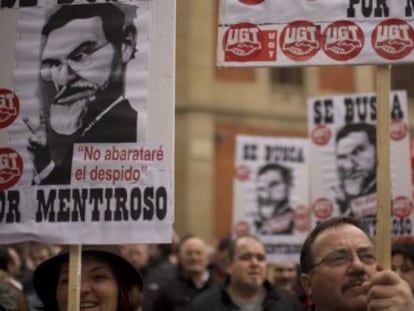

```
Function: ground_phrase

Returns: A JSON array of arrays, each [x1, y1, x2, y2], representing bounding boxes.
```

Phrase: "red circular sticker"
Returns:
[[223, 23, 263, 62], [0, 89, 19, 129], [311, 125, 332, 146], [322, 20, 364, 61], [235, 165, 251, 181], [372, 19, 414, 60], [392, 196, 413, 218], [294, 205, 311, 232], [390, 120, 407, 141], [312, 198, 333, 220], [280, 20, 321, 61], [238, 0, 264, 4], [0, 148, 23, 190]]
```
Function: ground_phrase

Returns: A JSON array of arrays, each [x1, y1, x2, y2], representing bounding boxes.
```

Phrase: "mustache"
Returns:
[[54, 80, 101, 102], [341, 274, 368, 292]]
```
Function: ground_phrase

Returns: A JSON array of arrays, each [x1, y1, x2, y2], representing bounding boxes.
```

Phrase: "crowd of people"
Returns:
[[1, 216, 414, 311]]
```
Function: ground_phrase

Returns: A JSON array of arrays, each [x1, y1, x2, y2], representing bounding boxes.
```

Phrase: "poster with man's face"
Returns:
[[233, 135, 309, 263], [308, 91, 412, 237], [0, 0, 174, 244]]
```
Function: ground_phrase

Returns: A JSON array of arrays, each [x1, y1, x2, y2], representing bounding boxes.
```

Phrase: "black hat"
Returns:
[[33, 245, 143, 309], [392, 242, 414, 261]]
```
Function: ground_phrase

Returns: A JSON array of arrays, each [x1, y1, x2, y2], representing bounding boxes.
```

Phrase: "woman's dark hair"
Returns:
[[300, 216, 370, 273], [40, 252, 142, 311], [98, 253, 142, 311]]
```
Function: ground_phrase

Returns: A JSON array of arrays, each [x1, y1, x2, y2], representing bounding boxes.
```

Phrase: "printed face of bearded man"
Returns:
[[40, 12, 135, 135]]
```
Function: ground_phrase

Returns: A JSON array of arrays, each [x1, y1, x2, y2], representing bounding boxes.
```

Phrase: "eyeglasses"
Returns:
[[311, 248, 376, 271], [40, 42, 111, 82]]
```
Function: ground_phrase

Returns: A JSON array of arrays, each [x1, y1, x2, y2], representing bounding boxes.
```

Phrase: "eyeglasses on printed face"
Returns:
[[40, 42, 110, 82], [310, 248, 377, 271]]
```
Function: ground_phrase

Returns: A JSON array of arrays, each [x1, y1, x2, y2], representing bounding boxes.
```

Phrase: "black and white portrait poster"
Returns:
[[0, 0, 175, 244], [233, 134, 310, 262], [308, 91, 412, 237]]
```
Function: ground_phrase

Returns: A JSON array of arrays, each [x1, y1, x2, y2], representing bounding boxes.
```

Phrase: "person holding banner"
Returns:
[[334, 123, 377, 216], [24, 3, 139, 185], [299, 217, 414, 311], [254, 163, 294, 235], [32, 245, 143, 311]]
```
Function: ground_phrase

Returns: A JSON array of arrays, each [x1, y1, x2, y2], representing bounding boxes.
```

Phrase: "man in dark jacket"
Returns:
[[152, 236, 216, 311], [189, 236, 301, 311]]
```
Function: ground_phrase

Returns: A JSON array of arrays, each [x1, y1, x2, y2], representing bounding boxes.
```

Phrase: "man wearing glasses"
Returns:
[[24, 3, 138, 184], [299, 216, 414, 311]]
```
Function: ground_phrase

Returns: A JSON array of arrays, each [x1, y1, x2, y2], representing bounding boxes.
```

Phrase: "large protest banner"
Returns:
[[0, 0, 175, 244], [308, 91, 412, 237], [233, 134, 309, 262], [217, 1, 414, 66]]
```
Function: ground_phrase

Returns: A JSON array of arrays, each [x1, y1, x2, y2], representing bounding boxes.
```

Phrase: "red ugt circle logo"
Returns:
[[0, 89, 19, 129]]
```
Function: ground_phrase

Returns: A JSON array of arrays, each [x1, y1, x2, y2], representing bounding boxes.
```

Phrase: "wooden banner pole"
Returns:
[[375, 65, 392, 269], [68, 245, 82, 311]]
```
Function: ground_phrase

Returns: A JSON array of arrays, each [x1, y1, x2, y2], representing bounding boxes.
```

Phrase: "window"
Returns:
[[391, 64, 414, 98], [271, 67, 303, 86]]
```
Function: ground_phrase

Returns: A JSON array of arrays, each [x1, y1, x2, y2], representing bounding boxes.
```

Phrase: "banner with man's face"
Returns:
[[0, 0, 175, 244], [233, 135, 309, 263], [308, 91, 412, 237]]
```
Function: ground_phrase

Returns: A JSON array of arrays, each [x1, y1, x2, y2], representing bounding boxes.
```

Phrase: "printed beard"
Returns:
[[50, 82, 99, 135]]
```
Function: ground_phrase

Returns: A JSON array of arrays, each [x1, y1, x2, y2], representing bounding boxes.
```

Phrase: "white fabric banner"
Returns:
[[218, 0, 414, 66], [0, 0, 175, 244]]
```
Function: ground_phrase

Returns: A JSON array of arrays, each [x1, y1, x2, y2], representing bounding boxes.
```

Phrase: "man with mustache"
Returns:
[[335, 123, 377, 216], [254, 163, 295, 235], [189, 236, 301, 311], [24, 3, 138, 184], [300, 216, 414, 311]]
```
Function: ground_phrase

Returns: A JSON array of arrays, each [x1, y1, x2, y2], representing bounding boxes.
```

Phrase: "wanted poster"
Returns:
[[218, 0, 414, 67], [308, 91, 412, 237], [0, 0, 175, 244], [233, 134, 309, 262]]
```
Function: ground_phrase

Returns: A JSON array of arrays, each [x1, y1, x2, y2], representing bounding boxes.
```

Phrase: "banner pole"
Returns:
[[375, 65, 391, 269], [68, 245, 82, 311]]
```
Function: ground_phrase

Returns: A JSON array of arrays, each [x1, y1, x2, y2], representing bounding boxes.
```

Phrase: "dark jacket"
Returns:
[[151, 266, 217, 311], [142, 258, 176, 311], [41, 99, 137, 185], [188, 278, 301, 311]]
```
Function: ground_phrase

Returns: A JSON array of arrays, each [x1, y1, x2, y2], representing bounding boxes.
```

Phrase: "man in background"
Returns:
[[392, 240, 414, 294], [272, 262, 297, 292], [152, 236, 216, 311], [189, 236, 301, 311]]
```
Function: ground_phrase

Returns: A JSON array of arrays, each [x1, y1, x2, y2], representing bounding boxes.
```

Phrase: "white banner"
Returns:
[[0, 0, 175, 244], [218, 0, 414, 66], [308, 90, 412, 237], [233, 135, 309, 263]]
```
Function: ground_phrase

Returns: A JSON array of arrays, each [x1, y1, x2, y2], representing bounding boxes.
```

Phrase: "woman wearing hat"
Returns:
[[32, 246, 143, 311]]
